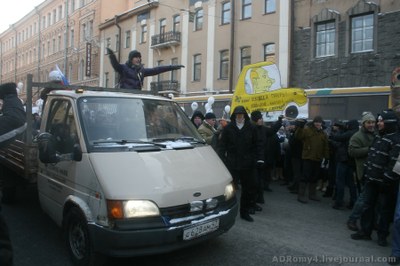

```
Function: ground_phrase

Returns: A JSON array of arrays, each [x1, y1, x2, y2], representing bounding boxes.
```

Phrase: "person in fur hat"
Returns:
[[106, 48, 184, 90], [0, 82, 27, 266]]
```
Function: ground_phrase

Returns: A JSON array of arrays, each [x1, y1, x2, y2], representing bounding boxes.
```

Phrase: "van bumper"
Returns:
[[89, 201, 238, 257]]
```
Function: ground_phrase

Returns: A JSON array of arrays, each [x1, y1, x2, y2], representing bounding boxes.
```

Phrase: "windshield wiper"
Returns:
[[152, 136, 205, 144], [92, 139, 167, 147]]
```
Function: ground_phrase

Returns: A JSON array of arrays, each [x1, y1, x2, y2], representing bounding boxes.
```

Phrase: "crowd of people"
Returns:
[[192, 106, 400, 265]]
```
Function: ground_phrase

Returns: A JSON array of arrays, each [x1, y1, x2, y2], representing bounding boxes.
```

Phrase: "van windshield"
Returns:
[[77, 97, 204, 150]]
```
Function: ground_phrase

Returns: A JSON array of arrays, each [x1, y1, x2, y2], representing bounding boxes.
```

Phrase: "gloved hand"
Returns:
[[172, 65, 185, 70], [106, 48, 114, 55], [256, 160, 265, 169]]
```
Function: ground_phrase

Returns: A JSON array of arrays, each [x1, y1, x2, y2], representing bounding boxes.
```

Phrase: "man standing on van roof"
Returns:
[[106, 48, 184, 90], [218, 106, 263, 222]]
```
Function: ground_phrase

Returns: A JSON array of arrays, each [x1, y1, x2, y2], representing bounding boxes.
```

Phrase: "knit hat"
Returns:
[[250, 111, 262, 122], [205, 112, 216, 120], [313, 115, 323, 123], [361, 112, 375, 124], [128, 50, 141, 61], [0, 82, 18, 99], [378, 109, 398, 124]]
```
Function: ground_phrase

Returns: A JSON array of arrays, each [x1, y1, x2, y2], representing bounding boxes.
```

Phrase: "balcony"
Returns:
[[150, 80, 180, 95], [151, 31, 181, 52]]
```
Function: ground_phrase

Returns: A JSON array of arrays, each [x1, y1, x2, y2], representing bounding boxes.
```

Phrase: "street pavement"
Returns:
[[2, 181, 395, 266]]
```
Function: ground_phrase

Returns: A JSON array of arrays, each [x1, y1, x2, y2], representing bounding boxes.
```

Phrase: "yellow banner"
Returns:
[[231, 61, 307, 115]]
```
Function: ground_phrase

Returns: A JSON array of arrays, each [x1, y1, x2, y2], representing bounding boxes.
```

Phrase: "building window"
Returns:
[[242, 0, 252, 20], [159, 19, 166, 42], [81, 23, 87, 41], [157, 60, 164, 82], [115, 34, 119, 51], [141, 25, 147, 43], [125, 30, 131, 48], [195, 9, 203, 31], [58, 6, 63, 20], [193, 54, 201, 81], [220, 50, 229, 79], [71, 0, 75, 12], [53, 9, 57, 23], [80, 0, 84, 8], [171, 58, 178, 81], [88, 20, 93, 40], [52, 39, 56, 53], [70, 29, 75, 47], [240, 46, 251, 69], [263, 43, 275, 62], [265, 0, 276, 14], [106, 38, 111, 49], [68, 63, 73, 82], [316, 21, 335, 57], [173, 15, 180, 32], [104, 72, 109, 88], [351, 13, 374, 53], [79, 59, 84, 80], [58, 35, 62, 51], [47, 41, 51, 55], [221, 2, 231, 25]]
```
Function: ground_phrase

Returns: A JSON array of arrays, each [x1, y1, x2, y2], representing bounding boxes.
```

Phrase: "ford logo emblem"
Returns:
[[193, 192, 201, 197]]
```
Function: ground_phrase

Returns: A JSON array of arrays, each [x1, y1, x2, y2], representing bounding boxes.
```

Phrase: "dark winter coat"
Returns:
[[364, 124, 400, 184], [329, 119, 359, 163], [218, 106, 263, 170], [0, 94, 26, 144], [254, 120, 282, 164], [108, 52, 180, 90]]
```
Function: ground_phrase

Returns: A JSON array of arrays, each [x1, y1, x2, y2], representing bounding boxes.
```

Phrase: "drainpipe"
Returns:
[[12, 25, 17, 82], [228, 0, 235, 93], [114, 15, 121, 62], [64, 0, 69, 75], [35, 7, 41, 81]]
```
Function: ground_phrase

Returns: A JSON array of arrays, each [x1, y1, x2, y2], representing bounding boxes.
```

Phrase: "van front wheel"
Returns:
[[64, 207, 102, 266]]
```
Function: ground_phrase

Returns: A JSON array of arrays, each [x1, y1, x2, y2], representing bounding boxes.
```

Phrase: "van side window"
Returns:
[[46, 99, 78, 154]]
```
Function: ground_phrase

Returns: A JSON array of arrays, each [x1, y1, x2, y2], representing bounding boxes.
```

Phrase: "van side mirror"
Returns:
[[37, 133, 83, 163], [72, 144, 82, 162], [37, 133, 59, 164]]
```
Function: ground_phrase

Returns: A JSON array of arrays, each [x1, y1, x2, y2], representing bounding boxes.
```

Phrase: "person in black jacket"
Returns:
[[250, 111, 283, 204], [0, 82, 27, 266], [219, 106, 263, 222], [106, 48, 184, 90], [329, 119, 359, 210], [351, 110, 400, 247]]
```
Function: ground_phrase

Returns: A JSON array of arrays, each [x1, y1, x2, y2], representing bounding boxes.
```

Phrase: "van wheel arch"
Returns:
[[63, 206, 105, 266]]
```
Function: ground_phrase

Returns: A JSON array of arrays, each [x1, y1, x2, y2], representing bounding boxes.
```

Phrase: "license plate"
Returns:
[[183, 219, 220, 241]]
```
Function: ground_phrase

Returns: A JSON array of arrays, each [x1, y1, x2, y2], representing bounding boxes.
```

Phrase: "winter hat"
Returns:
[[129, 50, 141, 60], [378, 109, 398, 124], [251, 111, 262, 122], [0, 82, 18, 99], [361, 112, 375, 124], [205, 112, 216, 120], [313, 115, 323, 123]]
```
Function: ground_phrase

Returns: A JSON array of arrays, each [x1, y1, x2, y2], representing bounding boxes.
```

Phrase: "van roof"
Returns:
[[48, 89, 172, 102]]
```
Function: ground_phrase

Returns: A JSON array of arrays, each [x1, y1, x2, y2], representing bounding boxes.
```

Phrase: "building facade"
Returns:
[[291, 0, 400, 89], [98, 0, 290, 95], [0, 0, 132, 99]]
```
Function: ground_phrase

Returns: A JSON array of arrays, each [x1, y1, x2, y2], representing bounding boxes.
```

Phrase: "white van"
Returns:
[[36, 89, 238, 265]]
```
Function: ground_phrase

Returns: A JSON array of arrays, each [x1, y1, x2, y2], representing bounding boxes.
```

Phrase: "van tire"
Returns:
[[64, 207, 105, 266]]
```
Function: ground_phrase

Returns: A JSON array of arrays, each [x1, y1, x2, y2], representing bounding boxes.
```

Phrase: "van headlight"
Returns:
[[107, 200, 160, 219], [224, 183, 235, 201]]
